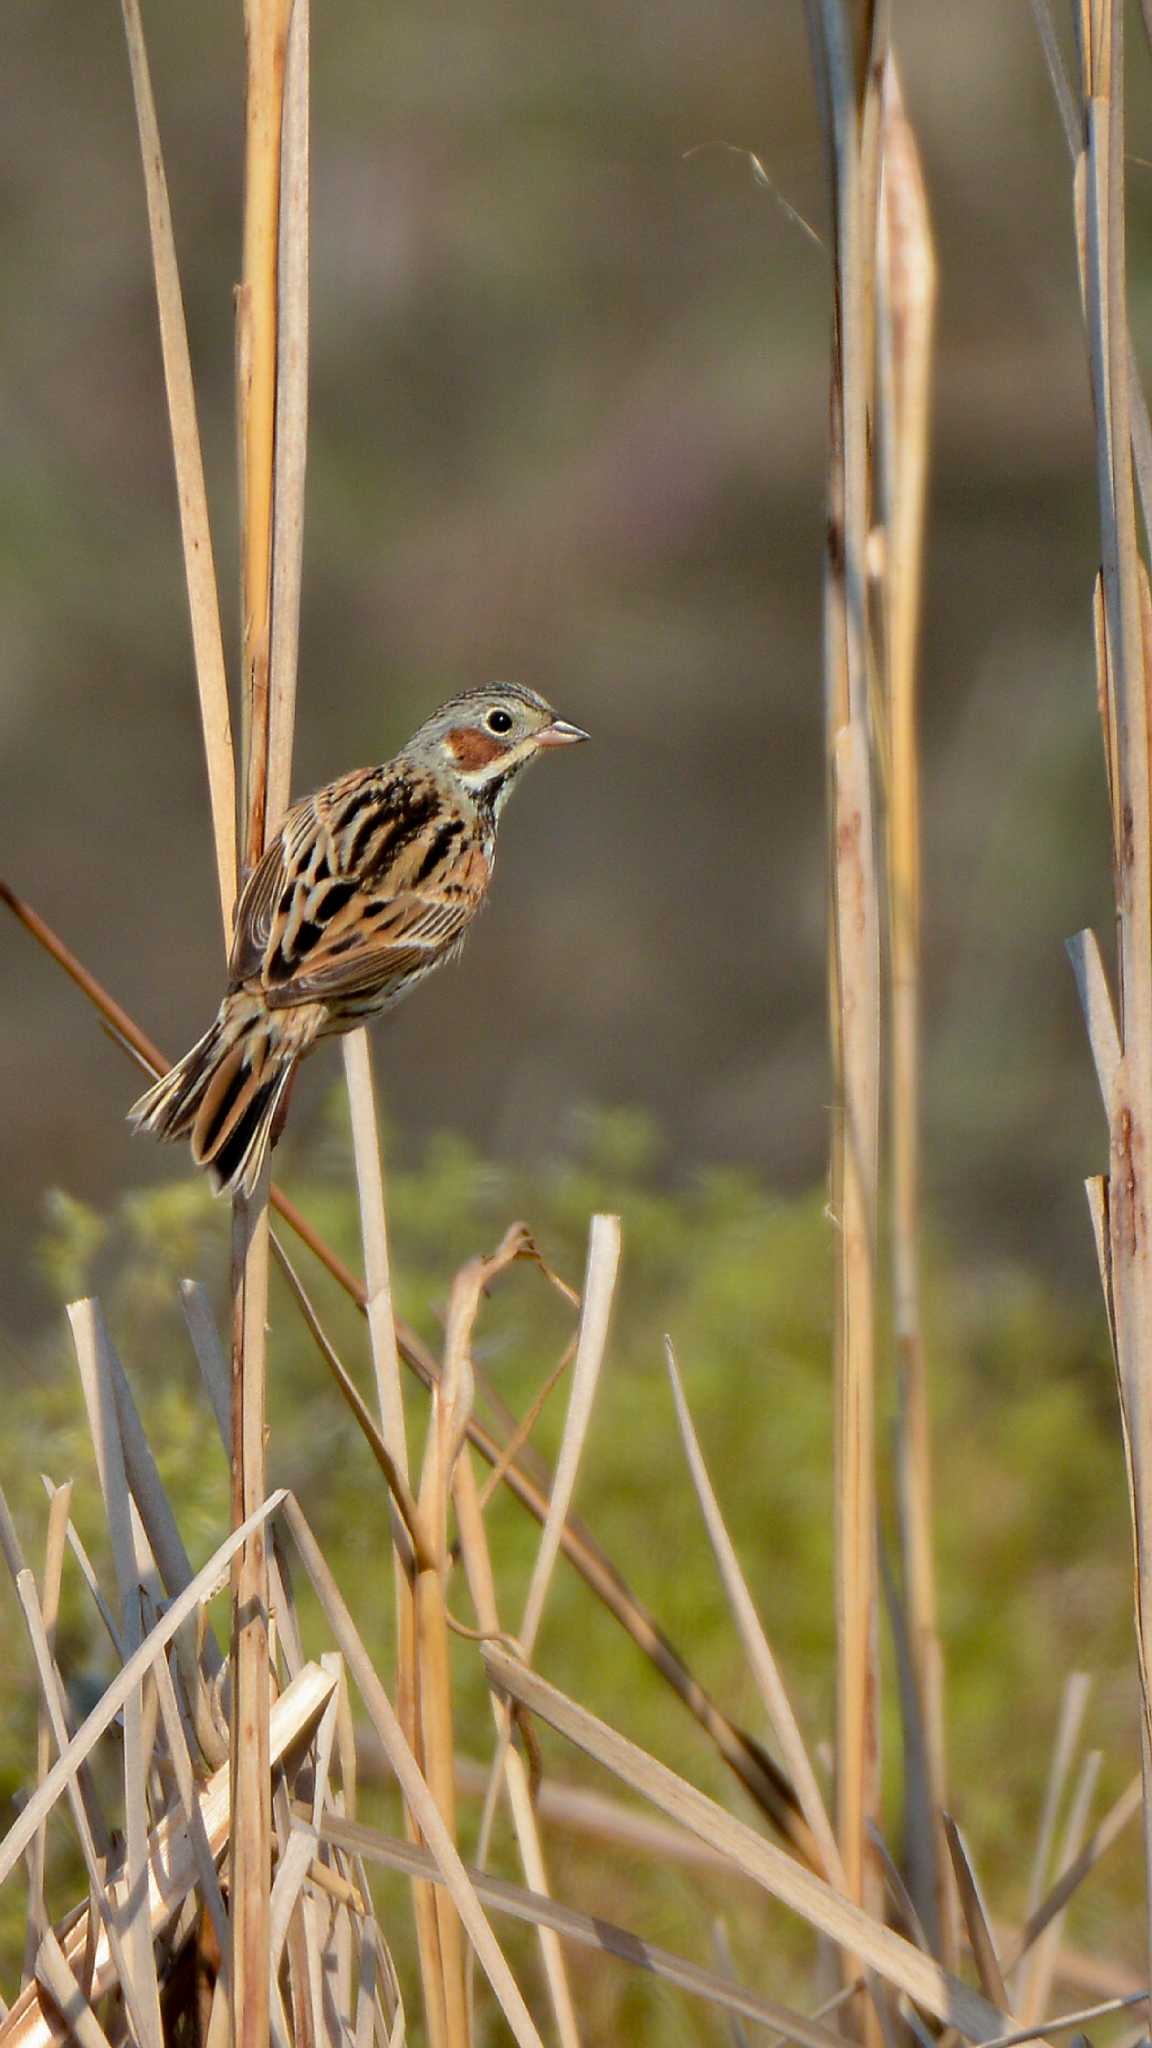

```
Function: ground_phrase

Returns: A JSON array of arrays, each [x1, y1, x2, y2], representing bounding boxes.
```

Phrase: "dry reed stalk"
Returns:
[[21, 1482, 71, 1986], [342, 1034, 405, 1477], [1013, 1674, 1091, 2013], [874, 59, 950, 1965], [411, 1243, 506, 2047], [337, 1032, 444, 2034], [238, 0, 292, 867], [942, 1818, 1008, 2010], [232, 6, 298, 2037], [268, 0, 308, 828], [117, 0, 303, 2024], [116, 0, 237, 932], [229, 1189, 273, 2048], [29, 1928, 111, 2048], [1017, 1749, 1102, 2027], [1038, 0, 1152, 1991], [806, 0, 885, 1979], [341, 1029, 455, 2041]]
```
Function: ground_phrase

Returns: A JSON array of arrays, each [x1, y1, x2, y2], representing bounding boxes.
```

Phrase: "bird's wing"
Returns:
[[227, 791, 325, 987], [262, 889, 476, 1006], [229, 766, 485, 1008]]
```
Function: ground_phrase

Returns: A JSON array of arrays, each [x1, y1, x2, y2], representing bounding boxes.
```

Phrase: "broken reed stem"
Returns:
[[232, 5, 295, 2042]]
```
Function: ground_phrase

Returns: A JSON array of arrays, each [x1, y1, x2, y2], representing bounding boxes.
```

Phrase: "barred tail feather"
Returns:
[[194, 1037, 297, 1197], [129, 994, 324, 1198], [128, 1014, 230, 1144]]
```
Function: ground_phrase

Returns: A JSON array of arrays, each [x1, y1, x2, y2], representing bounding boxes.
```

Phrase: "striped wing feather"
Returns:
[[228, 764, 486, 1011]]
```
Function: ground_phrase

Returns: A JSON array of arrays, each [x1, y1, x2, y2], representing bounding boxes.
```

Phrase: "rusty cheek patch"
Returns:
[[446, 726, 507, 771]]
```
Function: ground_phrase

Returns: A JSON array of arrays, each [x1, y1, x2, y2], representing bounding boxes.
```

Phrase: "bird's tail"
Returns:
[[129, 993, 324, 1198]]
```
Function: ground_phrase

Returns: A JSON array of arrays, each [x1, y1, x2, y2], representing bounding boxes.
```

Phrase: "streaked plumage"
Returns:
[[130, 683, 587, 1195]]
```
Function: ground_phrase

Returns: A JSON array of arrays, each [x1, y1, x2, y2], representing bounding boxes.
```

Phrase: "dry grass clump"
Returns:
[[2, 0, 1151, 2042]]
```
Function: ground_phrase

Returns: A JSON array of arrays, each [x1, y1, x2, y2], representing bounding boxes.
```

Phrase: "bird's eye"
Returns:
[[486, 708, 514, 735]]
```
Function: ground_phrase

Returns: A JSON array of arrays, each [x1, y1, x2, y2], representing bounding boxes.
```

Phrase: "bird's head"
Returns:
[[411, 683, 589, 811]]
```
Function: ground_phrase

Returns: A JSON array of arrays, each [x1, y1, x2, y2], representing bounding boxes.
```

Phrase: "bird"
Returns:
[[129, 682, 588, 1197]]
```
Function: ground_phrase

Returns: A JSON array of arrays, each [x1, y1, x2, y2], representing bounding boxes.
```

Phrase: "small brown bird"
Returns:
[[130, 682, 588, 1196]]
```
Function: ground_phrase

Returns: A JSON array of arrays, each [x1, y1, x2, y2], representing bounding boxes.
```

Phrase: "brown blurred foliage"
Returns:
[[1, 3, 1137, 1329]]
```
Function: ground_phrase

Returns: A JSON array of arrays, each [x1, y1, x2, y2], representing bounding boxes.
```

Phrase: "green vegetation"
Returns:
[[3, 1104, 1139, 2022]]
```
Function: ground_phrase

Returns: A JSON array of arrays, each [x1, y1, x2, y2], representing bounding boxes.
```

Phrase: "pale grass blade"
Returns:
[[269, 1823, 319, 1976], [38, 1477, 122, 1659], [981, 1988, 1150, 2048], [476, 1214, 621, 1876], [32, 1929, 113, 2048], [22, 1480, 72, 1983], [149, 1645, 231, 1967], [312, 1809, 860, 2045], [342, 1030, 407, 1483], [1013, 1674, 1091, 2010], [1008, 1772, 1141, 1965], [1019, 1750, 1102, 2025], [943, 1815, 1007, 2007], [482, 1642, 1019, 2042], [282, 1495, 545, 2048], [454, 1452, 582, 2047], [116, 0, 236, 931], [664, 1337, 841, 1888], [267, 0, 308, 830]]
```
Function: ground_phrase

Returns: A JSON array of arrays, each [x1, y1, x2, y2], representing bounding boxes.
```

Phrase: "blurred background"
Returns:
[[1, 2, 1126, 1329], [6, 0, 1152, 2016]]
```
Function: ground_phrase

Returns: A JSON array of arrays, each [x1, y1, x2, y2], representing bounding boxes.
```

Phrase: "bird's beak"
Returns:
[[537, 718, 590, 748]]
